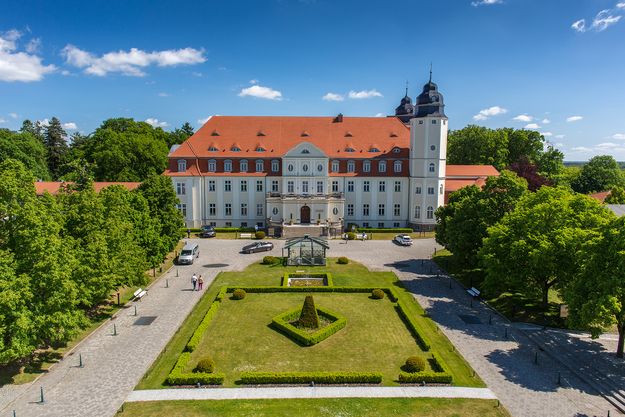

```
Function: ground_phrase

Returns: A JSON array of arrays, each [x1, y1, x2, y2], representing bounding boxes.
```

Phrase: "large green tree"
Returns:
[[571, 155, 625, 194], [479, 187, 613, 307], [0, 128, 50, 180], [138, 175, 184, 252], [44, 117, 69, 180], [566, 217, 625, 357], [435, 170, 528, 267], [604, 186, 625, 204]]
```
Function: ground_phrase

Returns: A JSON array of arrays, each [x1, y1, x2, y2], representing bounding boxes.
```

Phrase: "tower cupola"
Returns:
[[415, 70, 446, 118], [395, 85, 415, 123]]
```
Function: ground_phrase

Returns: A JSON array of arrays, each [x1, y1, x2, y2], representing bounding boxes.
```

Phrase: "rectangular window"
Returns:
[[241, 203, 248, 216], [177, 160, 186, 172], [209, 221, 216, 227], [415, 206, 421, 219], [241, 222, 247, 228], [378, 222, 384, 228], [394, 161, 402, 173], [271, 160, 279, 172], [428, 187, 435, 195], [415, 186, 421, 194], [394, 181, 401, 192], [224, 160, 232, 172], [256, 204, 263, 217], [208, 160, 216, 172], [240, 180, 247, 192], [378, 204, 385, 216], [256, 180, 263, 192], [224, 180, 231, 192], [332, 160, 339, 172], [432, 119, 437, 124], [225, 203, 232, 216], [225, 221, 232, 227], [240, 160, 248, 172], [256, 160, 264, 172], [363, 160, 371, 172], [209, 203, 216, 216], [209, 180, 215, 192], [317, 181, 323, 194], [363, 204, 370, 217], [332, 181, 338, 192], [363, 181, 370, 192], [271, 180, 279, 192], [347, 161, 355, 172], [362, 222, 369, 228], [394, 204, 400, 217], [176, 182, 186, 195], [347, 204, 354, 217], [176, 203, 187, 216], [378, 160, 386, 173], [393, 222, 400, 228], [302, 181, 309, 194], [347, 181, 354, 192], [378, 181, 385, 192], [287, 181, 294, 193]]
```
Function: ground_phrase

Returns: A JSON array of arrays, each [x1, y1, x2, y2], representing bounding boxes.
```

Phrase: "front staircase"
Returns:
[[281, 224, 327, 239]]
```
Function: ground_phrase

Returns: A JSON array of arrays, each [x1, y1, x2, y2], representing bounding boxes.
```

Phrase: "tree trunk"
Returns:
[[542, 282, 550, 309], [617, 323, 624, 359]]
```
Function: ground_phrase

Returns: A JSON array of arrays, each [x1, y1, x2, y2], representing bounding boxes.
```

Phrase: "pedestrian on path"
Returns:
[[192, 273, 197, 291], [198, 275, 203, 291], [362, 232, 367, 242]]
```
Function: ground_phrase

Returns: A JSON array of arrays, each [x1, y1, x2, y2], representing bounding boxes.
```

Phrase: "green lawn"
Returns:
[[137, 258, 483, 389], [117, 398, 510, 417]]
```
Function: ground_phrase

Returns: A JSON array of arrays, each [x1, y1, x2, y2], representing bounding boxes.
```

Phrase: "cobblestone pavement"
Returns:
[[327, 238, 622, 417], [126, 386, 498, 401], [0, 238, 286, 417]]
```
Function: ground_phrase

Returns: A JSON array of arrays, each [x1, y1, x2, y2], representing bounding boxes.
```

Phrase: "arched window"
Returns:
[[394, 160, 402, 173], [392, 147, 401, 153], [208, 159, 216, 172], [256, 160, 264, 172], [415, 206, 421, 219], [378, 160, 386, 173], [332, 160, 339, 172], [224, 160, 232, 172], [177, 160, 186, 172], [426, 206, 434, 219], [240, 159, 248, 172], [429, 163, 435, 173], [363, 160, 371, 173], [271, 160, 279, 172], [347, 160, 355, 173]]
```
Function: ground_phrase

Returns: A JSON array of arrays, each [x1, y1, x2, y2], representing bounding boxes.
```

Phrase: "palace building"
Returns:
[[164, 77, 498, 236]]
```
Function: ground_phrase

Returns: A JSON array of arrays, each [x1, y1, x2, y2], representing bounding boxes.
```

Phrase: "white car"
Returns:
[[394, 234, 413, 246]]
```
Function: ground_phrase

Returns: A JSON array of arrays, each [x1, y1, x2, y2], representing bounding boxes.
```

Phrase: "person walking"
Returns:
[[192, 273, 198, 291], [198, 275, 204, 291]]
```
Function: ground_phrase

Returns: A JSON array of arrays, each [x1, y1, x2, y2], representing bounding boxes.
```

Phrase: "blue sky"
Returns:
[[1, 0, 624, 161]]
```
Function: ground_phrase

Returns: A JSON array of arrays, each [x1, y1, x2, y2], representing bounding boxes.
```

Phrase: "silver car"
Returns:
[[394, 234, 413, 246]]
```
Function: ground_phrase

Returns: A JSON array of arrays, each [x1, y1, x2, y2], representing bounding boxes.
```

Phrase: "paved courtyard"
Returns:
[[0, 237, 621, 417]]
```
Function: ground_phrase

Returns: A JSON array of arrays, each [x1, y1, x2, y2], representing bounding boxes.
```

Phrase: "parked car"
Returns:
[[178, 243, 200, 264], [394, 234, 413, 246], [199, 225, 216, 238], [241, 241, 274, 254]]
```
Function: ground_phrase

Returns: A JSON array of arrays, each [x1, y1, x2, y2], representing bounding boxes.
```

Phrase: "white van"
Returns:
[[178, 243, 200, 265]]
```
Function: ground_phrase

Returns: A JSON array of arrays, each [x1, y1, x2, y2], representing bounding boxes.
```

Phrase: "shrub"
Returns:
[[186, 301, 221, 352], [371, 289, 385, 299], [232, 289, 246, 300], [262, 255, 278, 265], [165, 351, 225, 385], [194, 357, 215, 373], [272, 307, 346, 346], [298, 295, 320, 328], [404, 356, 426, 373], [395, 301, 431, 351], [255, 231, 266, 239], [398, 371, 452, 384], [240, 371, 382, 385], [337, 257, 349, 264], [346, 232, 356, 240]]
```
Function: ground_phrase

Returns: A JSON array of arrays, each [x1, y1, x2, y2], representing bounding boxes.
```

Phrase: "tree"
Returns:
[[447, 125, 509, 170], [537, 145, 565, 181], [479, 187, 613, 308], [20, 119, 45, 143], [167, 122, 195, 148], [571, 155, 625, 194], [0, 128, 50, 180], [604, 186, 625, 204], [435, 171, 528, 268], [44, 117, 68, 179], [298, 295, 320, 329], [566, 217, 625, 357], [138, 175, 184, 252]]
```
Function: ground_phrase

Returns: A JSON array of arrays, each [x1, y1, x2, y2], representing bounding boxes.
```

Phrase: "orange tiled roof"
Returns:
[[446, 165, 500, 178], [169, 116, 410, 159], [444, 178, 487, 192], [589, 191, 611, 202], [35, 181, 141, 195]]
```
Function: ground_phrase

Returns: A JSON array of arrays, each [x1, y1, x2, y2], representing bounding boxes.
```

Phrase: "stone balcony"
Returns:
[[265, 192, 345, 201]]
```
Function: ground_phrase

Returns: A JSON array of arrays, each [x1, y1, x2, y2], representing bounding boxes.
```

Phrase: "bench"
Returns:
[[238, 232, 253, 239], [133, 288, 148, 301], [467, 287, 480, 298]]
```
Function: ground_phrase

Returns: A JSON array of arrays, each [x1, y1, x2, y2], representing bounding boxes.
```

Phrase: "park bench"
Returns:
[[467, 287, 480, 298], [133, 288, 148, 301], [238, 232, 253, 239]]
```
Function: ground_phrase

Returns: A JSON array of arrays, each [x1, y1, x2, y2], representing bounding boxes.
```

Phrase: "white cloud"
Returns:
[[37, 118, 50, 127], [158, 92, 169, 97], [473, 106, 507, 121], [238, 84, 283, 100], [62, 122, 77, 130], [555, 134, 565, 139], [0, 118, 6, 124], [62, 45, 206, 77], [572, 6, 624, 33], [249, 79, 258, 84], [25, 38, 41, 54], [471, 0, 502, 6], [322, 92, 344, 101], [9, 112, 18, 119], [542, 132, 553, 137], [542, 118, 551, 124], [0, 29, 56, 82], [566, 115, 583, 122], [374, 113, 385, 117], [145, 118, 168, 128], [571, 19, 586, 32], [525, 123, 540, 129], [197, 116, 213, 125], [612, 133, 625, 140], [618, 2, 625, 9], [555, 142, 565, 147], [348, 89, 383, 99], [513, 114, 533, 122], [571, 146, 593, 152]]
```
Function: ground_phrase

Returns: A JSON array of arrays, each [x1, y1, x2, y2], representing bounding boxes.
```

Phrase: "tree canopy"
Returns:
[[571, 155, 625, 194], [0, 128, 50, 180]]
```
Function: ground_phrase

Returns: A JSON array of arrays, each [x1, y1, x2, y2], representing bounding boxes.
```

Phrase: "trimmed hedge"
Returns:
[[262, 255, 280, 265], [346, 232, 356, 240], [398, 371, 452, 384], [186, 301, 221, 352], [255, 231, 266, 239], [281, 273, 333, 287], [166, 352, 225, 385], [224, 286, 397, 301], [272, 306, 347, 346], [216, 286, 229, 301], [215, 227, 255, 233], [359, 228, 413, 233], [395, 300, 431, 351], [240, 371, 383, 385], [404, 356, 425, 373]]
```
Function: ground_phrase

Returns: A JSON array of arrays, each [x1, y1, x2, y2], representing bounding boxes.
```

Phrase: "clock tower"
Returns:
[[408, 73, 448, 230]]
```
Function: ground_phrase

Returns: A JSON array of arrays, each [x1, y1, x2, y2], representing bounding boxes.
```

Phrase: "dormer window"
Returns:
[[345, 132, 352, 137], [301, 131, 310, 137], [240, 159, 248, 172], [224, 160, 232, 172], [208, 146, 218, 152], [257, 131, 266, 136], [256, 146, 266, 152], [177, 160, 186, 172], [345, 147, 355, 153], [301, 149, 310, 154], [369, 147, 380, 153], [390, 132, 398, 137], [231, 146, 241, 152], [211, 130, 220, 136], [392, 147, 401, 153]]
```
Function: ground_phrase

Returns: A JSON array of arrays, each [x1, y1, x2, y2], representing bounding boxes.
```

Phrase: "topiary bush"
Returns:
[[194, 356, 215, 373], [337, 257, 349, 264], [346, 232, 356, 240], [371, 289, 385, 299], [404, 356, 426, 373], [255, 231, 266, 239], [232, 289, 246, 300], [297, 295, 320, 328], [262, 255, 278, 265]]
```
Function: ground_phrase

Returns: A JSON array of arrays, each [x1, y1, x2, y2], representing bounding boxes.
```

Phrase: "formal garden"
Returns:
[[137, 258, 483, 388]]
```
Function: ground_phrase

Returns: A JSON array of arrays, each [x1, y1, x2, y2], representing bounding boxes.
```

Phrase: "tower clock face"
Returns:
[[430, 95, 439, 103]]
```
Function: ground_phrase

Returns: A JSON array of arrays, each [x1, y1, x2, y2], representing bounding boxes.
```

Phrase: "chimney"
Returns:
[[334, 113, 343, 123]]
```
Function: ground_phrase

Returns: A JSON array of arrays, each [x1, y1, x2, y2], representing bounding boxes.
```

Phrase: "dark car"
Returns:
[[241, 241, 274, 254], [199, 225, 216, 238]]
